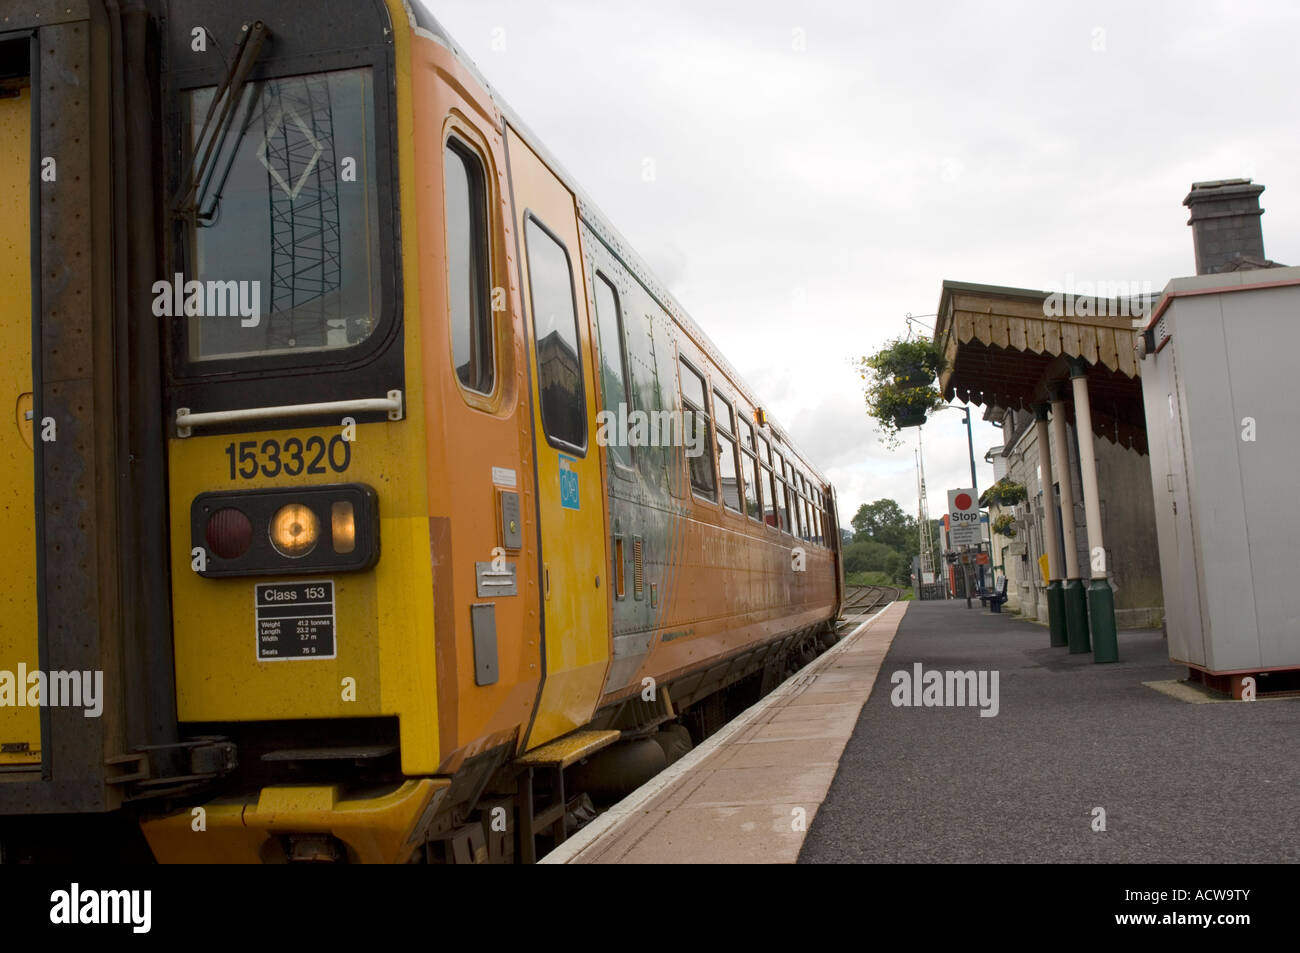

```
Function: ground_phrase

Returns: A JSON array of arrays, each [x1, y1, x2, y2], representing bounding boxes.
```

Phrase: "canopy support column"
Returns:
[[1033, 403, 1067, 648], [1049, 382, 1090, 654], [1070, 358, 1119, 663]]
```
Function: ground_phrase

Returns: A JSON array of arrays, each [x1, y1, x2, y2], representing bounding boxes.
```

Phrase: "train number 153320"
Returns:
[[224, 436, 351, 480]]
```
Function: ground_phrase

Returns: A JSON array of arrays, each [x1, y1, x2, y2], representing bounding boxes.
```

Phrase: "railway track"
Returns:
[[841, 584, 902, 617]]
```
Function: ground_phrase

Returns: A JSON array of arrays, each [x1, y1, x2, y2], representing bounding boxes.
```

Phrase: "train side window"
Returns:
[[797, 477, 807, 540], [738, 414, 755, 453], [445, 138, 495, 395], [790, 478, 800, 538], [593, 272, 632, 470], [756, 435, 775, 528], [794, 482, 806, 539], [525, 216, 586, 452], [737, 416, 761, 521], [713, 389, 742, 513], [772, 451, 789, 533], [678, 357, 716, 499]]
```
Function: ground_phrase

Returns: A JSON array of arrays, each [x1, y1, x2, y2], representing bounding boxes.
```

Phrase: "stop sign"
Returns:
[[947, 488, 981, 546]]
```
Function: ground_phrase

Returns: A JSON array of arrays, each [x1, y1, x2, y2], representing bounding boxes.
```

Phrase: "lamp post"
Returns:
[[932, 403, 982, 603]]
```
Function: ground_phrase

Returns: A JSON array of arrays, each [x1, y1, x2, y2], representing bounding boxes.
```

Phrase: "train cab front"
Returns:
[[139, 0, 446, 863]]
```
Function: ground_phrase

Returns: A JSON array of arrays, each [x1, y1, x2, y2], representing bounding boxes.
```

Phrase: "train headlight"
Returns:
[[331, 501, 356, 554], [190, 484, 379, 578], [270, 503, 320, 558]]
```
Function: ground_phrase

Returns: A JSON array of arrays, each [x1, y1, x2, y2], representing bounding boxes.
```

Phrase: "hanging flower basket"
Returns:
[[986, 478, 1028, 508], [992, 513, 1017, 538], [855, 336, 948, 448]]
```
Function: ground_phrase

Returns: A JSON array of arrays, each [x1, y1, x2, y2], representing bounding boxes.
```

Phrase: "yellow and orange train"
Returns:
[[0, 0, 843, 862]]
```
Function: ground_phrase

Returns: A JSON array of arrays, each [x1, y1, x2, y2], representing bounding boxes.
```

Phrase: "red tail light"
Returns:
[[205, 507, 253, 560]]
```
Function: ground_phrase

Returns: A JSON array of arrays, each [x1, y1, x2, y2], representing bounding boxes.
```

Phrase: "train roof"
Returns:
[[401, 1, 830, 490]]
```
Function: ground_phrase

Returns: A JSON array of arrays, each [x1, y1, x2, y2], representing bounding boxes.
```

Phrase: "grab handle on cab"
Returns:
[[175, 390, 403, 437]]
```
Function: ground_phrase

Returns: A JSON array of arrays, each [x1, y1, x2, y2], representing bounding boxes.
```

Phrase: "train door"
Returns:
[[505, 127, 611, 749], [0, 81, 40, 767]]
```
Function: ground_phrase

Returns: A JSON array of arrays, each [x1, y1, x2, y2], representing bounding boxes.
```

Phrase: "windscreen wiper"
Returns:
[[173, 20, 270, 222]]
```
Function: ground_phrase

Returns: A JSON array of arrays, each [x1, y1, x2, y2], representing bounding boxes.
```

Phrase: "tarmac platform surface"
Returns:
[[546, 599, 1298, 864], [799, 600, 1300, 864]]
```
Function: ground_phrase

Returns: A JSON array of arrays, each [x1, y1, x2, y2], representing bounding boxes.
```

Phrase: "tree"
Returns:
[[846, 497, 926, 584], [842, 539, 897, 575], [884, 550, 904, 582], [850, 498, 919, 554], [852, 499, 906, 544]]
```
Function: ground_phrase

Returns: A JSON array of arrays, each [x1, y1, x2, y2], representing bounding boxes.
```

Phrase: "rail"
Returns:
[[841, 584, 902, 616]]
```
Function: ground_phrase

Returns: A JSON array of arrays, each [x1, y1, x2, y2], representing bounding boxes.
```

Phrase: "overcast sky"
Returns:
[[432, 0, 1300, 529]]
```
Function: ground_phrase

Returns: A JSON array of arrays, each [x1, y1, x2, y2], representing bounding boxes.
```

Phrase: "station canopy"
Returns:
[[933, 280, 1150, 454]]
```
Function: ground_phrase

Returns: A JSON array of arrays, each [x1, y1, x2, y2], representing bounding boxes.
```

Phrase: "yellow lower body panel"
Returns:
[[140, 778, 449, 864]]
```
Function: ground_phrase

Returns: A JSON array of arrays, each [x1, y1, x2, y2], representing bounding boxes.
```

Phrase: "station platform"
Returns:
[[545, 599, 1299, 864], [542, 602, 907, 863]]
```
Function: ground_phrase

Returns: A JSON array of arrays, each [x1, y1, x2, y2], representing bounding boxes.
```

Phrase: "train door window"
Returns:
[[678, 357, 716, 499], [525, 216, 585, 452], [445, 138, 494, 395], [737, 417, 761, 521], [713, 389, 742, 513], [593, 272, 632, 470]]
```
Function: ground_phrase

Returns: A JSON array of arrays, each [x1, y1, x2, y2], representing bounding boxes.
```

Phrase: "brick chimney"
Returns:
[[1183, 179, 1267, 275]]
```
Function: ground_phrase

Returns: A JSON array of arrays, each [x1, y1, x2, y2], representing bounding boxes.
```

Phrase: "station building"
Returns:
[[933, 179, 1288, 667], [934, 280, 1163, 656]]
